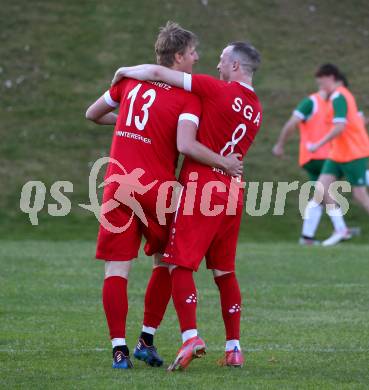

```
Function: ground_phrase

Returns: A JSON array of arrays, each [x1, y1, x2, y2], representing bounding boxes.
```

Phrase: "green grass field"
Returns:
[[1, 240, 369, 389], [1, 1, 369, 388]]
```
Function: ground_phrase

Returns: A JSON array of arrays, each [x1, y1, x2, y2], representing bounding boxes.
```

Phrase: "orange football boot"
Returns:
[[219, 347, 244, 367], [167, 336, 206, 371]]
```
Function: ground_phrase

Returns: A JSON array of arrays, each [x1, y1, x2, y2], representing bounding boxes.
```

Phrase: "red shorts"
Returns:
[[162, 186, 243, 272], [96, 182, 173, 261]]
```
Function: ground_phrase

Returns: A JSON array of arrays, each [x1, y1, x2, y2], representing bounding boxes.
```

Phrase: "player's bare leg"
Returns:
[[352, 186, 369, 214], [167, 264, 206, 371], [103, 260, 134, 369], [134, 253, 169, 367], [213, 269, 244, 367]]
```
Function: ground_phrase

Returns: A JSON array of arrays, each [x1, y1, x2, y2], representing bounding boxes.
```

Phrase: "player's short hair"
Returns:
[[315, 63, 341, 80], [229, 41, 261, 75], [337, 72, 349, 87], [155, 21, 198, 67]]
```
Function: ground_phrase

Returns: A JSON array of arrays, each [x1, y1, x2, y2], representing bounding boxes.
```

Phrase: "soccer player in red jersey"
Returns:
[[113, 41, 263, 369], [86, 23, 242, 369]]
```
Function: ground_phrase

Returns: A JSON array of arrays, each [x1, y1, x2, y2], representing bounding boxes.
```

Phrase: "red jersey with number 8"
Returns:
[[181, 74, 262, 190], [160, 74, 262, 271]]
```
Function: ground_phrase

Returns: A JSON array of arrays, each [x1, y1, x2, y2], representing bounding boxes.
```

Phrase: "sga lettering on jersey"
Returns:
[[231, 97, 261, 126], [181, 73, 263, 203], [183, 74, 262, 160]]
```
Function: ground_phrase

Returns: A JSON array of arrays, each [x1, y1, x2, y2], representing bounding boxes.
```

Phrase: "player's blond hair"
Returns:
[[155, 21, 198, 67]]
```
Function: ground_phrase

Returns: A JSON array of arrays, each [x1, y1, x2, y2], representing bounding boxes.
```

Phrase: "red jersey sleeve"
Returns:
[[103, 79, 125, 108], [183, 73, 223, 98], [178, 93, 202, 128]]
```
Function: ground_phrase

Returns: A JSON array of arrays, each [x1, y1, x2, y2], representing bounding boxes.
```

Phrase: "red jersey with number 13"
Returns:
[[104, 78, 202, 183], [181, 74, 262, 187]]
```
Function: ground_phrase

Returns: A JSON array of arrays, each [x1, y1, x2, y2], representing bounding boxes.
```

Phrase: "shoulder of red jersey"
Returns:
[[230, 80, 258, 98], [229, 82, 263, 128], [104, 78, 129, 107], [106, 77, 202, 129], [104, 77, 198, 106], [105, 78, 147, 107], [183, 73, 229, 97], [235, 81, 262, 106], [144, 80, 202, 120]]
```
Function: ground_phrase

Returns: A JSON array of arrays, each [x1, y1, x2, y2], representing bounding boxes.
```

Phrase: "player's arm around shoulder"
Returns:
[[112, 64, 185, 89], [184, 73, 224, 98]]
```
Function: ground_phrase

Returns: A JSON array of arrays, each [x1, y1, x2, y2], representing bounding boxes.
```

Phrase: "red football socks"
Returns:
[[143, 266, 172, 329], [102, 276, 128, 339], [171, 267, 197, 332], [214, 272, 242, 340]]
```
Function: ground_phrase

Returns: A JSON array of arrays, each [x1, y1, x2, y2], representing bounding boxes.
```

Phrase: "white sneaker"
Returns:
[[322, 230, 351, 247]]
